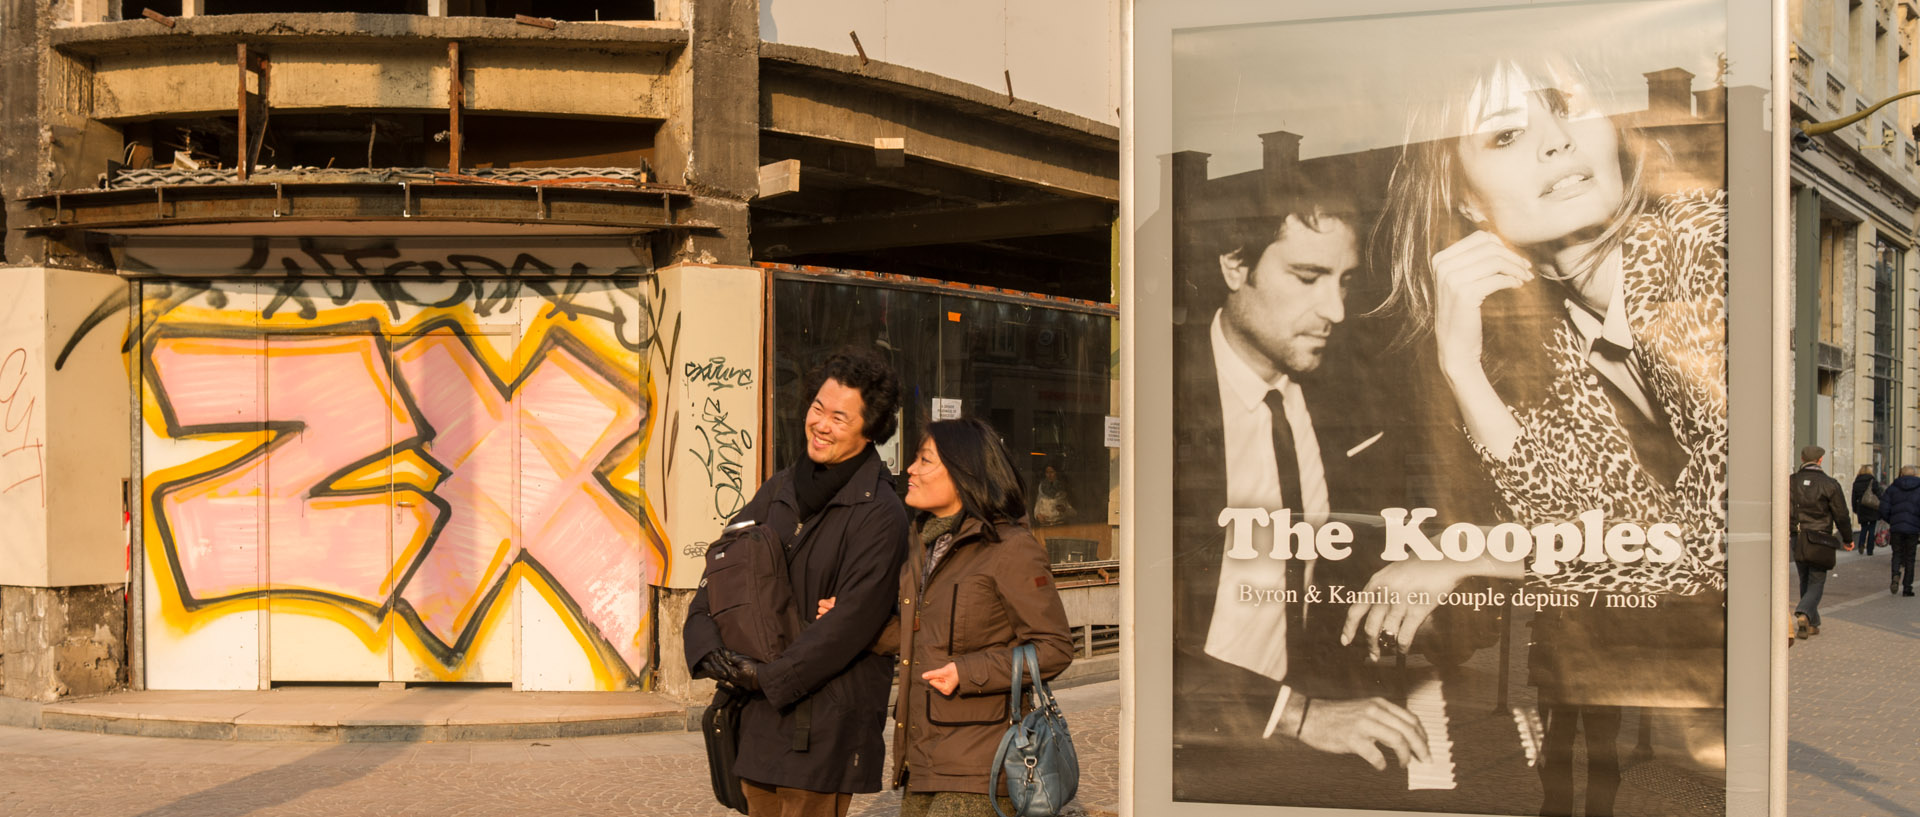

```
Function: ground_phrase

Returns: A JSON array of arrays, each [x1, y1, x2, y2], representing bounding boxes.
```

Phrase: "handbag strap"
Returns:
[[1007, 643, 1035, 721]]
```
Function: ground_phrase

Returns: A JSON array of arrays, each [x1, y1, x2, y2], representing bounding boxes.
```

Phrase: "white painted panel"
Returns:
[[517, 577, 598, 691], [142, 564, 261, 690], [516, 279, 650, 687], [141, 282, 265, 691], [0, 268, 49, 586], [268, 613, 388, 682]]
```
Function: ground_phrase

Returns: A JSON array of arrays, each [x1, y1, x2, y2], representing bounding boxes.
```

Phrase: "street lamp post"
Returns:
[[1792, 89, 1920, 149]]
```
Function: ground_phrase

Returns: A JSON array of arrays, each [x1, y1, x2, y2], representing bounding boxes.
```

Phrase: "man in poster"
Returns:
[[1171, 183, 1432, 780]]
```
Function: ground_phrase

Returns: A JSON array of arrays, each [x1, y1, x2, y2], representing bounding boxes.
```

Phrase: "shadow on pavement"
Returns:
[[1789, 739, 1920, 817], [129, 742, 407, 817]]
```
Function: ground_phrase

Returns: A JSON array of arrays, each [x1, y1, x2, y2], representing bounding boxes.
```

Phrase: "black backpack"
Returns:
[[699, 520, 805, 664], [694, 518, 816, 811]]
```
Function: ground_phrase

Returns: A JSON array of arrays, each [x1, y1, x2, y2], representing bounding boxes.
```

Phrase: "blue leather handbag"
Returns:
[[990, 644, 1079, 817]]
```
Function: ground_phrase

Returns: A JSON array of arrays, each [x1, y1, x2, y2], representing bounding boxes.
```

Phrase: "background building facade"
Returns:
[[1791, 0, 1920, 482]]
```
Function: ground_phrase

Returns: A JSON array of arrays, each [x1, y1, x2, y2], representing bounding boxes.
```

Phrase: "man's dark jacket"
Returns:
[[684, 451, 908, 793], [1880, 474, 1920, 534], [1789, 464, 1851, 568], [1171, 317, 1401, 734]]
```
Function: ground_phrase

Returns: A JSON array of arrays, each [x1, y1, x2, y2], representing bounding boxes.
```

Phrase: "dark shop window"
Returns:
[[770, 274, 1117, 567]]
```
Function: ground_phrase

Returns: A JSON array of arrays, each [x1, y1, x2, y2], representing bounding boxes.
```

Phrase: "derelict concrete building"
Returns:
[[0, 1, 1119, 706]]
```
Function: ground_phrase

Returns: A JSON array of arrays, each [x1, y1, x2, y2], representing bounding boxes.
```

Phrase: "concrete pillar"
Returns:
[[1, 0, 47, 266], [643, 263, 764, 700], [1794, 187, 1822, 450], [653, 0, 758, 267], [0, 265, 132, 702], [2, 585, 125, 701]]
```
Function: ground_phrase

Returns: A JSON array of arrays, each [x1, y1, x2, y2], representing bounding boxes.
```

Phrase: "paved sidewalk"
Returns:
[[3, 553, 1914, 817], [0, 681, 1118, 817], [1787, 546, 1920, 817]]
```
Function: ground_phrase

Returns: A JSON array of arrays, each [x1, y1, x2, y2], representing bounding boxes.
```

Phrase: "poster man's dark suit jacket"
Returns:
[[1170, 317, 1402, 742]]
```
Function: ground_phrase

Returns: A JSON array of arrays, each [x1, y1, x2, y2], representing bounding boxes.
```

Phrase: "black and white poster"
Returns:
[[1163, 2, 1730, 814]]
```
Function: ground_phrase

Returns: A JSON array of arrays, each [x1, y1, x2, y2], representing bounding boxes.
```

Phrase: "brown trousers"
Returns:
[[899, 791, 1018, 817], [740, 779, 853, 817]]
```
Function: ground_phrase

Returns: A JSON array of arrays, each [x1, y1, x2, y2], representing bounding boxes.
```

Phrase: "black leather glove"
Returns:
[[692, 650, 732, 683], [719, 648, 763, 692]]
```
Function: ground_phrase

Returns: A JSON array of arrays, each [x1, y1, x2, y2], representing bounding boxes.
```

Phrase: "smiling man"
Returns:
[[1171, 183, 1430, 778], [684, 350, 908, 817]]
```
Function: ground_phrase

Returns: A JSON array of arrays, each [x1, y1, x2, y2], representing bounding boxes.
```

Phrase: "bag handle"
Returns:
[[1008, 644, 1060, 715], [1007, 643, 1035, 721]]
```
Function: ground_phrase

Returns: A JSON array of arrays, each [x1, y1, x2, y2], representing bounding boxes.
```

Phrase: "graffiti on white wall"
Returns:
[[0, 346, 45, 510], [138, 250, 667, 688]]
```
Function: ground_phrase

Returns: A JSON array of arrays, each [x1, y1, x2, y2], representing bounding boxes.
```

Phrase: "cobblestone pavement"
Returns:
[[1788, 546, 1920, 817], [0, 682, 1117, 817]]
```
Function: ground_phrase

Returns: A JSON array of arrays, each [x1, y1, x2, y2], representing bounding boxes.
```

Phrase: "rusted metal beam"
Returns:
[[24, 183, 718, 233], [448, 41, 463, 174], [236, 44, 249, 181]]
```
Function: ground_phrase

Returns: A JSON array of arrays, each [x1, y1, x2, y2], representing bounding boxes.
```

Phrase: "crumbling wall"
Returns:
[[1, 583, 126, 701]]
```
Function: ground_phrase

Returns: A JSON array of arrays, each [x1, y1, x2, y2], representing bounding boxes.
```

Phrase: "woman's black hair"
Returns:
[[918, 418, 1028, 539], [803, 349, 901, 445]]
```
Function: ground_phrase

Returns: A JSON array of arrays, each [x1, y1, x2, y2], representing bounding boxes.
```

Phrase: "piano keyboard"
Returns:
[[1405, 675, 1456, 790], [1511, 705, 1543, 768]]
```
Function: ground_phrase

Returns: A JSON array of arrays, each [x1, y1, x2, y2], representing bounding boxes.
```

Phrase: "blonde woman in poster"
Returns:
[[1347, 53, 1729, 816]]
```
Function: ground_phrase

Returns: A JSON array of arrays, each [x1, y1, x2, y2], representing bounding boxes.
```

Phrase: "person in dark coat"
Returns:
[[1852, 465, 1883, 555], [1790, 445, 1852, 639], [1878, 465, 1920, 596], [684, 350, 910, 817]]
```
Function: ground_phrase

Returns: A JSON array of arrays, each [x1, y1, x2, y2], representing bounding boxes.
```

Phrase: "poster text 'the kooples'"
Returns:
[[1219, 507, 1684, 576]]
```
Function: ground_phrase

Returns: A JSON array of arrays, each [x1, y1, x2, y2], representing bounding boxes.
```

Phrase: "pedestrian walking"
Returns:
[[684, 350, 910, 817], [1878, 465, 1920, 597], [1853, 465, 1883, 555], [1791, 445, 1853, 641]]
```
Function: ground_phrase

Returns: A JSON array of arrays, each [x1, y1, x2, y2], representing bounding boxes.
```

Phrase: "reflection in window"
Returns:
[[770, 273, 1116, 567]]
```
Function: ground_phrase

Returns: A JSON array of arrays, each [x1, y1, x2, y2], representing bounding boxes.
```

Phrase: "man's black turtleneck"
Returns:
[[793, 444, 874, 522]]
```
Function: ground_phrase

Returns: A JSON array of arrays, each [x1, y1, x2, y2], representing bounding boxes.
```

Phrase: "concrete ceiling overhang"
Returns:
[[752, 45, 1119, 300]]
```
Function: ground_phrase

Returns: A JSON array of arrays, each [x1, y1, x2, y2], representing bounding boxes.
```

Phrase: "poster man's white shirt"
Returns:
[[1204, 311, 1329, 685]]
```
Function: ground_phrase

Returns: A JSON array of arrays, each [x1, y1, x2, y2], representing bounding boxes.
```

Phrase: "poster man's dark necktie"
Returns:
[[1263, 389, 1306, 635]]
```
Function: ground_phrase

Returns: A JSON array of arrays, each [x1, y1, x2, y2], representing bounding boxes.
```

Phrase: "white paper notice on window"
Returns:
[[932, 398, 963, 421], [1105, 415, 1121, 448]]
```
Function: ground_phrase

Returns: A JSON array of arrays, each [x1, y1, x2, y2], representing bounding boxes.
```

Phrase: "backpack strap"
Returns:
[[781, 509, 830, 754]]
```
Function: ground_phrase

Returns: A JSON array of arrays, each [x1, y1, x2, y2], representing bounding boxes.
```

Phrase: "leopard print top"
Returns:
[[1470, 189, 1728, 596]]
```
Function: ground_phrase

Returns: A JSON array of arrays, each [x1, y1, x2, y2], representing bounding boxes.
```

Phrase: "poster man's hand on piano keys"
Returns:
[[1295, 696, 1431, 771], [1341, 558, 1475, 660]]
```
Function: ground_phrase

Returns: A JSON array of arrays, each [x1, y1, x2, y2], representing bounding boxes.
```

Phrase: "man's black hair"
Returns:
[[803, 349, 901, 445], [1214, 174, 1362, 277]]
